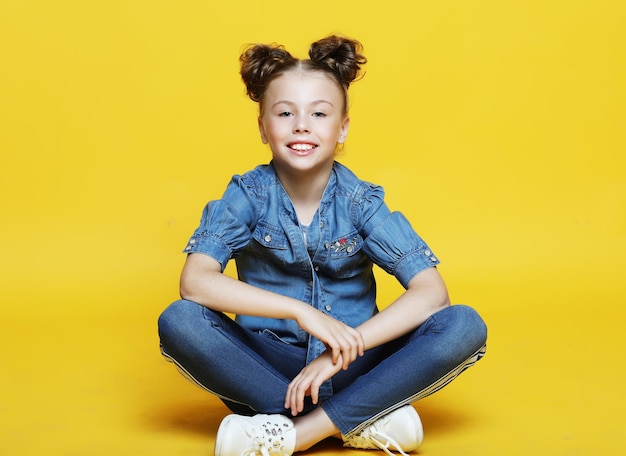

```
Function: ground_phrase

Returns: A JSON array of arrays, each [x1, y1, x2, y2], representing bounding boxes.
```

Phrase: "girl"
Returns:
[[158, 35, 487, 456]]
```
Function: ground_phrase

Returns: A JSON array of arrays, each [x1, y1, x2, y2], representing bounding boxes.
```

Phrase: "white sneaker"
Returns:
[[342, 405, 424, 456], [214, 413, 297, 456]]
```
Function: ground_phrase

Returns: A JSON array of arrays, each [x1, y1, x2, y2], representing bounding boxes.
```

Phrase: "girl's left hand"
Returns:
[[284, 349, 342, 416]]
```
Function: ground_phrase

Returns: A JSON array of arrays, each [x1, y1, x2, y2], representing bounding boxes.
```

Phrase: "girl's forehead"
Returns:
[[265, 70, 343, 99], [270, 69, 340, 90]]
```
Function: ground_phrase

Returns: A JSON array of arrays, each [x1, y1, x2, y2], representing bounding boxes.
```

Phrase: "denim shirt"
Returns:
[[183, 161, 439, 399]]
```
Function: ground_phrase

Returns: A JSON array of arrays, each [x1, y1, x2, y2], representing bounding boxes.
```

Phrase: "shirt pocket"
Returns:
[[249, 221, 292, 270], [328, 231, 366, 278], [252, 221, 289, 250]]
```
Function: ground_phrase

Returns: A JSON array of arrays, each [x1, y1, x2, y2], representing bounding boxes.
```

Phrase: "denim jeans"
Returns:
[[158, 299, 487, 436]]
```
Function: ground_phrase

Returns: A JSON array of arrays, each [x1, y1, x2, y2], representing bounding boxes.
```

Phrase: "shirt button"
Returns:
[[314, 266, 319, 272], [264, 234, 272, 243], [424, 250, 431, 256], [319, 221, 324, 227], [430, 256, 438, 262], [325, 305, 331, 311], [189, 238, 196, 244], [324, 242, 330, 249], [346, 246, 353, 253]]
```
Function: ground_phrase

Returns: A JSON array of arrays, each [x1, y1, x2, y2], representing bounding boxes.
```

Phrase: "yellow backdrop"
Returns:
[[1, 1, 624, 455]]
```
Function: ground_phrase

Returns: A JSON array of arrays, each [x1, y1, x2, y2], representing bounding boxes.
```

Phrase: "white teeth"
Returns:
[[290, 143, 315, 151]]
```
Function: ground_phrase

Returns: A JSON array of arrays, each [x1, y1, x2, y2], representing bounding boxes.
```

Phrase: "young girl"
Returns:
[[158, 35, 487, 456]]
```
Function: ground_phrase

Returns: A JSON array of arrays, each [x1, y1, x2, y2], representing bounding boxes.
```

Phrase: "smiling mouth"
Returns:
[[288, 143, 317, 153]]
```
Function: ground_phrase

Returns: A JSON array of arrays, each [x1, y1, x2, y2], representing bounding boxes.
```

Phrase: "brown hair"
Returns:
[[239, 35, 366, 114]]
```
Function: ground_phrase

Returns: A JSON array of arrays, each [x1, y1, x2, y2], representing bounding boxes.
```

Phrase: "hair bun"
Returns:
[[239, 35, 366, 105], [240, 44, 296, 102], [308, 35, 367, 88]]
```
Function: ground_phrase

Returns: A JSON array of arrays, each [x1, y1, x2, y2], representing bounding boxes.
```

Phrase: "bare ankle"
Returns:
[[293, 409, 339, 452]]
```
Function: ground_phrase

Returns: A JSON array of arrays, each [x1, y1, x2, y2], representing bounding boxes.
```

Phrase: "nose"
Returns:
[[293, 115, 310, 134]]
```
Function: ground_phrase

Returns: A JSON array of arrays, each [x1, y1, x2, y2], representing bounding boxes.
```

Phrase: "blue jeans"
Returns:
[[158, 300, 487, 436]]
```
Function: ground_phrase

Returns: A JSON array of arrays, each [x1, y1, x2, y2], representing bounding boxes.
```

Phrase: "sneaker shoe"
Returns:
[[214, 413, 297, 456], [342, 405, 424, 456]]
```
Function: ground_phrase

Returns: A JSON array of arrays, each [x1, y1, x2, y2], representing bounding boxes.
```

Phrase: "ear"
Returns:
[[338, 116, 350, 144], [258, 117, 268, 144]]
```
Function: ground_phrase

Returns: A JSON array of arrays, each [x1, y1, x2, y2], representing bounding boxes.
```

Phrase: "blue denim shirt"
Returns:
[[183, 161, 439, 399]]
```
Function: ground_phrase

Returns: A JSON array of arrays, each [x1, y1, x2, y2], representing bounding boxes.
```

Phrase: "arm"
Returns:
[[180, 251, 305, 319], [179, 252, 364, 366], [285, 266, 449, 415], [357, 266, 450, 350]]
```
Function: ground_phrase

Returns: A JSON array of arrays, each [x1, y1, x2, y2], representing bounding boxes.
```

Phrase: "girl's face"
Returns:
[[258, 70, 349, 179]]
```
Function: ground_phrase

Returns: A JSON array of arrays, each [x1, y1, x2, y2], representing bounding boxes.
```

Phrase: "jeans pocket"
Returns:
[[259, 328, 292, 345]]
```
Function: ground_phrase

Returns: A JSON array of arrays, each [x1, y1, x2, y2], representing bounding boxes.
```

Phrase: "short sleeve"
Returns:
[[182, 176, 257, 271], [357, 187, 440, 288]]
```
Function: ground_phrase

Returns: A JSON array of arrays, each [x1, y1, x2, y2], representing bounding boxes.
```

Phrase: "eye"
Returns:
[[278, 111, 293, 117], [312, 112, 327, 117]]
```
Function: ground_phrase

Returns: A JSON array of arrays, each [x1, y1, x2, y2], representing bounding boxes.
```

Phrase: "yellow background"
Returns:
[[1, 0, 625, 454]]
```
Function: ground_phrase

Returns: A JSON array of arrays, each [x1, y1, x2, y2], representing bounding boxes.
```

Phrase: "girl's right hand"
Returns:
[[285, 348, 342, 415], [294, 305, 364, 370]]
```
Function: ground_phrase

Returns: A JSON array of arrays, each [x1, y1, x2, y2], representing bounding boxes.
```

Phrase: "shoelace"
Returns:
[[366, 430, 409, 456], [346, 420, 410, 456], [241, 421, 292, 456]]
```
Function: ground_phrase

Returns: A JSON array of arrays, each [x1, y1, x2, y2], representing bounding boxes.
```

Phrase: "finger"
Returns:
[[296, 378, 310, 414], [292, 378, 305, 415], [348, 327, 364, 356], [337, 332, 358, 369], [290, 389, 298, 416], [285, 373, 302, 412], [357, 330, 365, 356], [284, 383, 293, 410], [345, 345, 356, 369], [325, 339, 342, 364], [289, 383, 299, 416], [340, 338, 352, 370], [311, 387, 318, 405], [345, 327, 364, 358], [329, 341, 341, 364], [288, 373, 308, 416], [304, 374, 321, 404]]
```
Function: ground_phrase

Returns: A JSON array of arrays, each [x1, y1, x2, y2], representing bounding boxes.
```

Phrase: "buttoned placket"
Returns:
[[280, 188, 335, 399], [303, 214, 334, 399]]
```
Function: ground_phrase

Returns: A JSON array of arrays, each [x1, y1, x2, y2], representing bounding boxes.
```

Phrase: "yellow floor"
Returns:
[[2, 277, 624, 456]]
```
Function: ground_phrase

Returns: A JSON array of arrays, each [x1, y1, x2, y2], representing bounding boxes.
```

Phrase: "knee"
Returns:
[[443, 304, 488, 350], [421, 305, 487, 370], [158, 299, 202, 347]]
